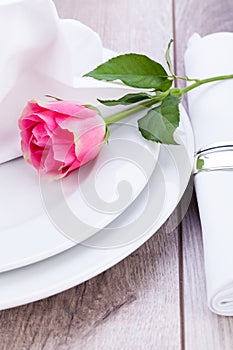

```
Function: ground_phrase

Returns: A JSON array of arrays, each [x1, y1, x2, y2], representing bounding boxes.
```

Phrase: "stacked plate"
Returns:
[[0, 0, 194, 310], [0, 101, 194, 310]]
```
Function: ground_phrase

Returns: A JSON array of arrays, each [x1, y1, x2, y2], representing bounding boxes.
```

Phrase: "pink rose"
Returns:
[[19, 100, 106, 179]]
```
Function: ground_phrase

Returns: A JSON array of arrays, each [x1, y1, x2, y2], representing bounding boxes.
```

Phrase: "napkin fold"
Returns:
[[185, 32, 233, 315], [0, 0, 102, 164]]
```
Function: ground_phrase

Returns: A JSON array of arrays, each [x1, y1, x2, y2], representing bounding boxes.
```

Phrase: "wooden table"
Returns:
[[1, 1, 233, 349]]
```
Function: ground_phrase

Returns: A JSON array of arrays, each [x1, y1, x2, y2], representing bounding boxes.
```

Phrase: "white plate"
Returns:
[[0, 39, 161, 273], [0, 100, 159, 272], [0, 105, 194, 310]]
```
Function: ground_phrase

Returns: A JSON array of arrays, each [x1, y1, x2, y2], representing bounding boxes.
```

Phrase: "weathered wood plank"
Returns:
[[54, 0, 173, 64], [175, 0, 233, 348], [0, 1, 181, 349]]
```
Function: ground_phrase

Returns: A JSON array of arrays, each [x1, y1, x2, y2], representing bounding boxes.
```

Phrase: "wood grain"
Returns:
[[54, 0, 173, 65], [0, 1, 182, 349], [174, 0, 233, 348], [0, 237, 181, 350]]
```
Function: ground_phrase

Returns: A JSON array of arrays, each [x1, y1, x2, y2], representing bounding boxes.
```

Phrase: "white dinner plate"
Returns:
[[0, 97, 159, 273], [0, 42, 161, 273], [0, 104, 194, 310]]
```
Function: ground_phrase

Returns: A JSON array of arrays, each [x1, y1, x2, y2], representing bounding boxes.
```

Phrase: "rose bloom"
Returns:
[[19, 100, 106, 179]]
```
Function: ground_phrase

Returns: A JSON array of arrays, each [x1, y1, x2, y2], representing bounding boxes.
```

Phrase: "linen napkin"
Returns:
[[0, 0, 102, 164], [185, 32, 233, 315]]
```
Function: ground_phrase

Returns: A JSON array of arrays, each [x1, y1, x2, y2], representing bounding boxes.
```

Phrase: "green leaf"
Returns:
[[98, 92, 153, 106], [138, 95, 180, 144], [196, 157, 204, 171], [84, 54, 172, 91], [165, 39, 175, 76]]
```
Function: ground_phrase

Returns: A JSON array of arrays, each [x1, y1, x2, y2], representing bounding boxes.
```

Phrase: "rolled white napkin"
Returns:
[[185, 32, 233, 315], [0, 0, 102, 164]]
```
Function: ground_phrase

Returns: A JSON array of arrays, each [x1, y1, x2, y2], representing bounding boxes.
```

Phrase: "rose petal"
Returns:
[[19, 100, 107, 179], [38, 100, 88, 118], [76, 125, 105, 165], [50, 128, 75, 163], [32, 123, 50, 146]]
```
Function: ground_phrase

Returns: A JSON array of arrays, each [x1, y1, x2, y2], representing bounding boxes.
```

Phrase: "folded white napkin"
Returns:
[[185, 32, 233, 315], [0, 0, 102, 164]]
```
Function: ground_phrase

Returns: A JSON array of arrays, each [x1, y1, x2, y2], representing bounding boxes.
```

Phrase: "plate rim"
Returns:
[[0, 104, 194, 311]]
